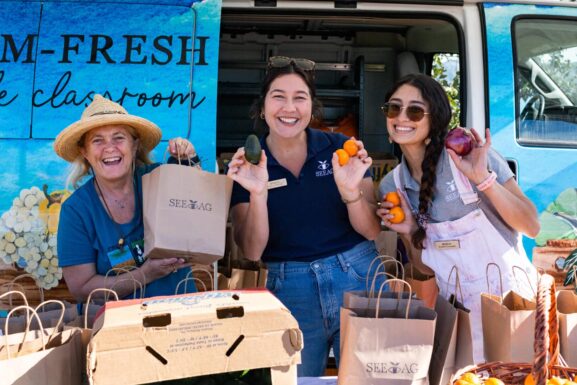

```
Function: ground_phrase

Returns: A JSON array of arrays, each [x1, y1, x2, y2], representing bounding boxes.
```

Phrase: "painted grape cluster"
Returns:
[[0, 185, 70, 289]]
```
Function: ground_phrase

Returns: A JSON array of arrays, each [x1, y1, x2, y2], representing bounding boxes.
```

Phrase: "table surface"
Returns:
[[298, 377, 338, 385]]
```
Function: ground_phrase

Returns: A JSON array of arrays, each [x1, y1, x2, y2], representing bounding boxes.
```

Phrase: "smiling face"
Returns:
[[80, 125, 138, 183], [263, 73, 312, 140], [386, 84, 431, 150]]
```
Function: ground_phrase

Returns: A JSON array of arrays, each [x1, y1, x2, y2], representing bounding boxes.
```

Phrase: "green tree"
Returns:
[[432, 53, 461, 128]]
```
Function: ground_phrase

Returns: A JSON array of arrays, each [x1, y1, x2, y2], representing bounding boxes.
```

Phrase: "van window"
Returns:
[[514, 18, 577, 147], [432, 53, 460, 128]]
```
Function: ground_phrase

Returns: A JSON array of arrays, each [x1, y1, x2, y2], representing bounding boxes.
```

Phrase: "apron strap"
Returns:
[[448, 155, 479, 205], [392, 165, 413, 211]]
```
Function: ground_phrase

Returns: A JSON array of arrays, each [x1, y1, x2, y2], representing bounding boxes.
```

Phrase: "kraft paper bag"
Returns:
[[0, 305, 83, 385], [429, 295, 474, 385], [1, 299, 78, 335], [218, 259, 268, 290], [556, 289, 577, 366], [142, 164, 233, 265], [481, 290, 536, 362], [339, 281, 437, 385], [404, 263, 438, 309]]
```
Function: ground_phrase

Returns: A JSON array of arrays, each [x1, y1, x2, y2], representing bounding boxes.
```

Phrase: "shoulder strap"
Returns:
[[447, 155, 479, 205], [392, 165, 414, 211]]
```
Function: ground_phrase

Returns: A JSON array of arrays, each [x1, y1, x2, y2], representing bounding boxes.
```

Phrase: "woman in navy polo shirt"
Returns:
[[226, 56, 383, 377]]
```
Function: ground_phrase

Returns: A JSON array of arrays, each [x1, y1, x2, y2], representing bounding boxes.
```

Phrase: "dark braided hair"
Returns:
[[385, 74, 452, 249], [250, 62, 323, 135]]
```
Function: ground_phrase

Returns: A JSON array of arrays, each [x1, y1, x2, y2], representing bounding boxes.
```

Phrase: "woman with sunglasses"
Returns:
[[226, 56, 383, 377], [377, 74, 539, 362]]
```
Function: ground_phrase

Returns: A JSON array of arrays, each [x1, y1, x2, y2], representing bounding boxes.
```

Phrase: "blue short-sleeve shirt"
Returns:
[[231, 128, 370, 263], [57, 162, 191, 298]]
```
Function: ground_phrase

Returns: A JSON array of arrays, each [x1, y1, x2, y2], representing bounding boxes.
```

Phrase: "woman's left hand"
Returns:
[[447, 128, 492, 184], [168, 137, 197, 160], [332, 138, 372, 194]]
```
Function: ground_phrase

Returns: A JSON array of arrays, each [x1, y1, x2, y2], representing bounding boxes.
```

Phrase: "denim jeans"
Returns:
[[266, 240, 381, 377]]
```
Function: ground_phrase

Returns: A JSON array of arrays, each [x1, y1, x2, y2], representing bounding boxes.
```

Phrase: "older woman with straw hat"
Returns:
[[54, 95, 201, 301]]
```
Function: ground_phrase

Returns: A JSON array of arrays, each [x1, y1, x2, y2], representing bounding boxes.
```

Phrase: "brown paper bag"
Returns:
[[0, 305, 83, 385], [556, 289, 577, 366], [142, 164, 233, 265], [404, 262, 438, 309], [429, 268, 474, 385], [481, 291, 536, 362], [218, 259, 268, 290], [339, 279, 437, 385]]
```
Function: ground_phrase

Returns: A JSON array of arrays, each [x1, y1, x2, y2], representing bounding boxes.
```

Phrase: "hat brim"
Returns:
[[54, 114, 162, 162]]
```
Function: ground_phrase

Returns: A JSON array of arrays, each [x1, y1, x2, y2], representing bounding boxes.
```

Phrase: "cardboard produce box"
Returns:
[[371, 158, 398, 190], [87, 290, 302, 385]]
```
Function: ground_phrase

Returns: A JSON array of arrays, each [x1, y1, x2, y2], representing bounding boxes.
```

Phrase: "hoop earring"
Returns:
[[260, 112, 265, 120]]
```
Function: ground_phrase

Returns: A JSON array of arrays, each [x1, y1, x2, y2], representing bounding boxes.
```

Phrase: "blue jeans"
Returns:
[[266, 240, 381, 377]]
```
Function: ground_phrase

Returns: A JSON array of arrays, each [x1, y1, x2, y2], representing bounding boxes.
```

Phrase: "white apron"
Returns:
[[393, 159, 537, 363]]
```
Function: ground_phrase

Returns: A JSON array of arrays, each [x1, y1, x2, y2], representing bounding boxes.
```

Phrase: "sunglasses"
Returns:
[[380, 102, 430, 122], [267, 56, 316, 71]]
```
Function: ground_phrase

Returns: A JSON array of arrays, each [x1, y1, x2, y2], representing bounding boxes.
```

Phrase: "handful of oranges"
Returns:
[[335, 139, 359, 166], [384, 191, 405, 224]]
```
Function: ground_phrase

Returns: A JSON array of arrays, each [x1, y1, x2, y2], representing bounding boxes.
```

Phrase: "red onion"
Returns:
[[445, 127, 473, 156]]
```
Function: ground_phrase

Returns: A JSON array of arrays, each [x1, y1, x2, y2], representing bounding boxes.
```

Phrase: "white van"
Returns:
[[0, 0, 576, 290]]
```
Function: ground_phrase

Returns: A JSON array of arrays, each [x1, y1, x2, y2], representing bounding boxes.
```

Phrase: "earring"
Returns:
[[388, 137, 393, 144], [311, 114, 315, 121], [424, 138, 431, 146], [260, 112, 265, 120]]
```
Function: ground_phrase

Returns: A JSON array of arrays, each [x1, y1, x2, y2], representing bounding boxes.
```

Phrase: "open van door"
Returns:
[[483, 2, 577, 280]]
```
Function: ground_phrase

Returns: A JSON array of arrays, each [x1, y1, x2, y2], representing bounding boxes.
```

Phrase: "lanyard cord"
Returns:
[[94, 178, 128, 248]]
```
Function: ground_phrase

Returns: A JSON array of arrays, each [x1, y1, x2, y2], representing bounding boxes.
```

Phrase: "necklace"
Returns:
[[94, 179, 127, 248]]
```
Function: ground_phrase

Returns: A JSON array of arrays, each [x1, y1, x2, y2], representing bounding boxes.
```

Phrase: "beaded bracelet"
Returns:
[[342, 190, 363, 204], [476, 171, 497, 191]]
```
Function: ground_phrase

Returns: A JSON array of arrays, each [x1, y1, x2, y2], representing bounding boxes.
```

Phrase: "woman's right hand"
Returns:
[[226, 147, 269, 196], [376, 189, 417, 235], [141, 257, 191, 281]]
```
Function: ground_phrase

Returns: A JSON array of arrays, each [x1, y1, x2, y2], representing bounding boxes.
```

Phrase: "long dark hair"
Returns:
[[250, 63, 323, 134], [385, 74, 452, 249]]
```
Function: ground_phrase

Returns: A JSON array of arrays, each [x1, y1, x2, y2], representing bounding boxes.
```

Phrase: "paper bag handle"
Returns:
[[175, 277, 206, 295], [485, 262, 504, 298], [34, 299, 66, 342], [84, 288, 119, 329], [366, 255, 404, 297], [512, 265, 537, 298], [4, 305, 46, 359], [110, 278, 144, 300], [186, 267, 214, 291], [10, 273, 45, 303], [0, 288, 29, 309], [104, 266, 145, 299], [375, 278, 412, 319], [446, 265, 465, 305]]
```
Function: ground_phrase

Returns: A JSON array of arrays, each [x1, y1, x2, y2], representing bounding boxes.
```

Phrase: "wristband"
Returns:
[[476, 171, 497, 191], [342, 190, 363, 204]]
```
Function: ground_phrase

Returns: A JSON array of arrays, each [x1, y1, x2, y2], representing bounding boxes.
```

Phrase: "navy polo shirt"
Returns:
[[231, 128, 370, 263]]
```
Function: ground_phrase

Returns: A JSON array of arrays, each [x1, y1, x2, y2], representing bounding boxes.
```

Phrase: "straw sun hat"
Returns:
[[54, 95, 162, 162]]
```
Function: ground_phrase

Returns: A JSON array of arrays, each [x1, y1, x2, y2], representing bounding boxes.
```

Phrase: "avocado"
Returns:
[[244, 134, 262, 165]]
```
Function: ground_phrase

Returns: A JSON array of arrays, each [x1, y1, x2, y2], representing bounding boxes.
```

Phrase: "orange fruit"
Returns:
[[548, 377, 568, 385], [455, 380, 472, 385], [485, 378, 505, 385], [459, 373, 481, 385], [343, 139, 359, 157], [384, 191, 401, 207], [389, 206, 405, 224], [525, 374, 535, 385], [335, 149, 350, 166]]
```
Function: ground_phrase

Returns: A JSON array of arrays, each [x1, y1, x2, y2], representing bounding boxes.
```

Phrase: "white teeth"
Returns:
[[103, 157, 121, 164], [395, 126, 414, 132], [279, 117, 298, 124]]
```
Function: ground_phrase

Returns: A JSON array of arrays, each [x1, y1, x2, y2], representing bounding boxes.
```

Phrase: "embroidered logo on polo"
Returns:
[[168, 198, 213, 211], [315, 160, 333, 177], [445, 180, 459, 202]]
